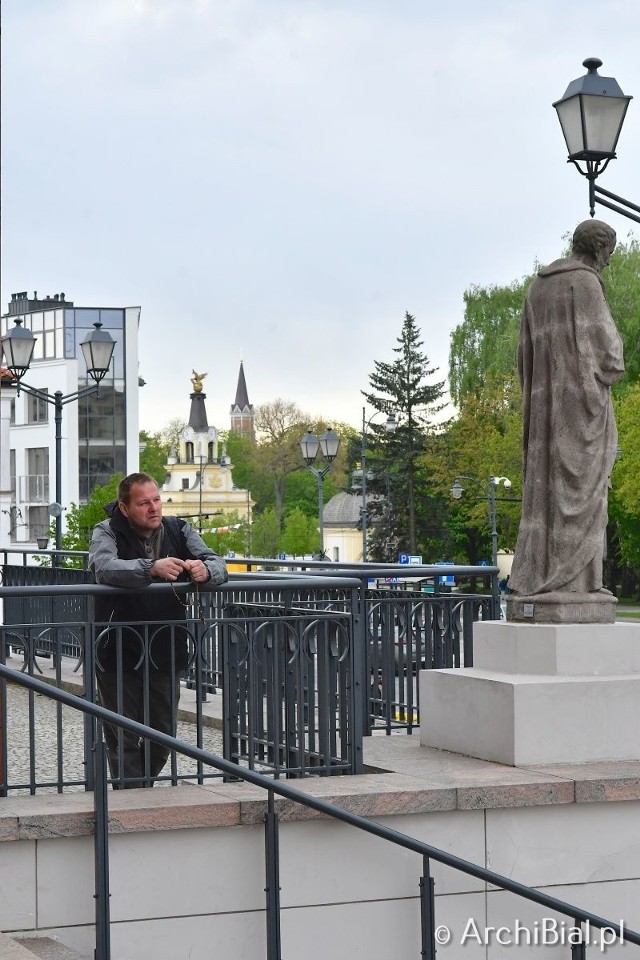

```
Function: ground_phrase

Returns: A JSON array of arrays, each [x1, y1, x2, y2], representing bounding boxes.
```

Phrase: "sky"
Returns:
[[2, 0, 639, 436]]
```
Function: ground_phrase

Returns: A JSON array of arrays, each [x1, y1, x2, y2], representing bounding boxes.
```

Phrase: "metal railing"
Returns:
[[1, 576, 363, 791], [1, 664, 638, 960], [1, 562, 501, 792]]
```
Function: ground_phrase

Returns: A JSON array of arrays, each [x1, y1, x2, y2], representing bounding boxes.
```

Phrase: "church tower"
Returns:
[[161, 372, 251, 532], [230, 361, 255, 440]]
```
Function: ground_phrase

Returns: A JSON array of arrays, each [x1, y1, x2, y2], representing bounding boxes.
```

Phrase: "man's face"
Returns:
[[120, 481, 163, 537]]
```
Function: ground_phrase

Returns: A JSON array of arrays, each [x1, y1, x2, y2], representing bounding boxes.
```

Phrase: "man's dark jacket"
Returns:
[[93, 503, 205, 673]]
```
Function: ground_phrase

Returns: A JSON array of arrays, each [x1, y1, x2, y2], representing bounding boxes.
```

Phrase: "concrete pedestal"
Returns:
[[420, 621, 640, 766]]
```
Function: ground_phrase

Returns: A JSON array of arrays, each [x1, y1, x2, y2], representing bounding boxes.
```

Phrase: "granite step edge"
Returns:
[[0, 934, 88, 960]]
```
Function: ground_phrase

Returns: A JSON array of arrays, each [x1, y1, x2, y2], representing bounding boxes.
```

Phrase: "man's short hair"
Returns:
[[118, 473, 158, 505], [572, 219, 616, 259]]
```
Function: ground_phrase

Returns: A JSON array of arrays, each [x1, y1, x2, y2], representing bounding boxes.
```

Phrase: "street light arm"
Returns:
[[307, 463, 334, 481], [14, 380, 103, 406], [567, 159, 640, 222], [452, 475, 489, 498], [593, 184, 640, 223]]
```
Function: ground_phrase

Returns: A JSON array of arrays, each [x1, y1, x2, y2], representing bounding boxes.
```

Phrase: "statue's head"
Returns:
[[572, 219, 617, 271]]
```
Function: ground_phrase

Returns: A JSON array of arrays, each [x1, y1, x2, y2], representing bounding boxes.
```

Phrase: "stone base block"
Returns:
[[420, 621, 640, 766], [506, 590, 616, 624], [473, 620, 640, 675]]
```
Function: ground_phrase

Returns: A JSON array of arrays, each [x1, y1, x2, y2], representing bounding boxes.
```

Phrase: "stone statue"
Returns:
[[507, 219, 624, 623], [191, 370, 207, 394]]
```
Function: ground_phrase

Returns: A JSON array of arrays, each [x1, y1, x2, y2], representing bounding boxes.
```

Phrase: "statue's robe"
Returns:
[[509, 258, 624, 596]]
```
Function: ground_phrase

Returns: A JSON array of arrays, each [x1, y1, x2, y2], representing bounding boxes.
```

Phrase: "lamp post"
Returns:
[[197, 455, 209, 534], [451, 475, 512, 619], [360, 406, 397, 562], [1, 318, 115, 559], [554, 58, 639, 223], [299, 427, 340, 559]]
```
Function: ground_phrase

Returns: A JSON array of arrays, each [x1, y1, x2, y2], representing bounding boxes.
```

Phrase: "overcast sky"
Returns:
[[2, 0, 638, 435]]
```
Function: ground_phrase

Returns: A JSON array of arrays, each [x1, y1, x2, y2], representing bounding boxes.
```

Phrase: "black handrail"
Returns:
[[2, 662, 638, 959]]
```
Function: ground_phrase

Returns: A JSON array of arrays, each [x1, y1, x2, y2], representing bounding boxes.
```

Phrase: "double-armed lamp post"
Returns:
[[554, 58, 639, 224], [452, 475, 512, 619], [299, 427, 340, 559], [1, 318, 115, 558], [360, 406, 397, 561]]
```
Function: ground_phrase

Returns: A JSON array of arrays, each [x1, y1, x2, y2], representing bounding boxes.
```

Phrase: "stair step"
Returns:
[[0, 935, 87, 960]]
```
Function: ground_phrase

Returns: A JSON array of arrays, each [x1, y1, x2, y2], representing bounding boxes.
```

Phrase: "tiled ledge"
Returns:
[[2, 737, 640, 841]]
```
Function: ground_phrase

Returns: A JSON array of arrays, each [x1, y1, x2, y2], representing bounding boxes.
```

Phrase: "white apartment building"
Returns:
[[1, 291, 141, 546]]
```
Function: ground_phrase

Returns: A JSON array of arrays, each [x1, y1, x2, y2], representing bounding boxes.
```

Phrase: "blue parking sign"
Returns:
[[398, 553, 409, 564]]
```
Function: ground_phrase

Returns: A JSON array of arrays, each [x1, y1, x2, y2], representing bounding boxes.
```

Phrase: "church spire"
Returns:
[[234, 361, 250, 410], [230, 360, 255, 440]]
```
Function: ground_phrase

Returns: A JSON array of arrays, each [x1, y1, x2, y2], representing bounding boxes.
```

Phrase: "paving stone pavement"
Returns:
[[3, 652, 225, 793]]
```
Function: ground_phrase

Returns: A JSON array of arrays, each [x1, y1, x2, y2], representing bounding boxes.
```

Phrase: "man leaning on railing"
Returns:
[[89, 472, 228, 787]]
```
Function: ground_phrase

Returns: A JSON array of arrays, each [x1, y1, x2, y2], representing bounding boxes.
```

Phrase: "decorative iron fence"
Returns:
[[0, 576, 363, 792], [1, 562, 499, 791]]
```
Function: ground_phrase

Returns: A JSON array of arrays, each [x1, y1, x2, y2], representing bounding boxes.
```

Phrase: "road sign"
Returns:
[[436, 561, 455, 584], [398, 553, 409, 564], [408, 555, 422, 565], [277, 553, 286, 561]]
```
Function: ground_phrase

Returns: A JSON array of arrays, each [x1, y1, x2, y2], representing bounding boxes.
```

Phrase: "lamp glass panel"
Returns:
[[556, 96, 585, 155], [80, 331, 115, 379], [300, 431, 320, 462], [583, 97, 629, 154], [2, 326, 36, 374], [320, 429, 340, 460]]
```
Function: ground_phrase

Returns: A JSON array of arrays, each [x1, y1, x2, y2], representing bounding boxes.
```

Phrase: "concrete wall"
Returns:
[[2, 796, 638, 959]]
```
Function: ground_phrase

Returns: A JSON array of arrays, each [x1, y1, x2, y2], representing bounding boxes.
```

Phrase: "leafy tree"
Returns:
[[605, 235, 640, 389], [201, 511, 248, 557], [251, 506, 280, 558], [448, 238, 639, 411], [609, 383, 640, 592], [362, 311, 447, 559], [448, 276, 532, 407], [157, 418, 186, 452], [53, 474, 122, 567], [253, 400, 312, 522], [428, 373, 523, 563], [139, 430, 170, 486], [280, 507, 319, 556]]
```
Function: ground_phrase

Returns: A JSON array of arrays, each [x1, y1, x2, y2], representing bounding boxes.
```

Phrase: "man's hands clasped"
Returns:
[[151, 557, 210, 583]]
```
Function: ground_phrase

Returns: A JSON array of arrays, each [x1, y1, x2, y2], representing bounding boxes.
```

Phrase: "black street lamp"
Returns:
[[452, 475, 512, 619], [299, 427, 340, 558], [554, 58, 639, 223], [1, 319, 115, 559], [360, 406, 396, 562]]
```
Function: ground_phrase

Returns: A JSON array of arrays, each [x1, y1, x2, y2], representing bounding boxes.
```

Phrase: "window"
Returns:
[[10, 398, 15, 424], [185, 442, 194, 463], [25, 447, 50, 502], [28, 505, 49, 541], [182, 478, 190, 490], [27, 390, 49, 424]]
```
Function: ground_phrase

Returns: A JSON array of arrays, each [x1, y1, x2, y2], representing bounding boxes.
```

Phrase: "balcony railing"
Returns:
[[17, 472, 50, 503]]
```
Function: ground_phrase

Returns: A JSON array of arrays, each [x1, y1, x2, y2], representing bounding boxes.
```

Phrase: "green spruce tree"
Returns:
[[362, 311, 446, 559]]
